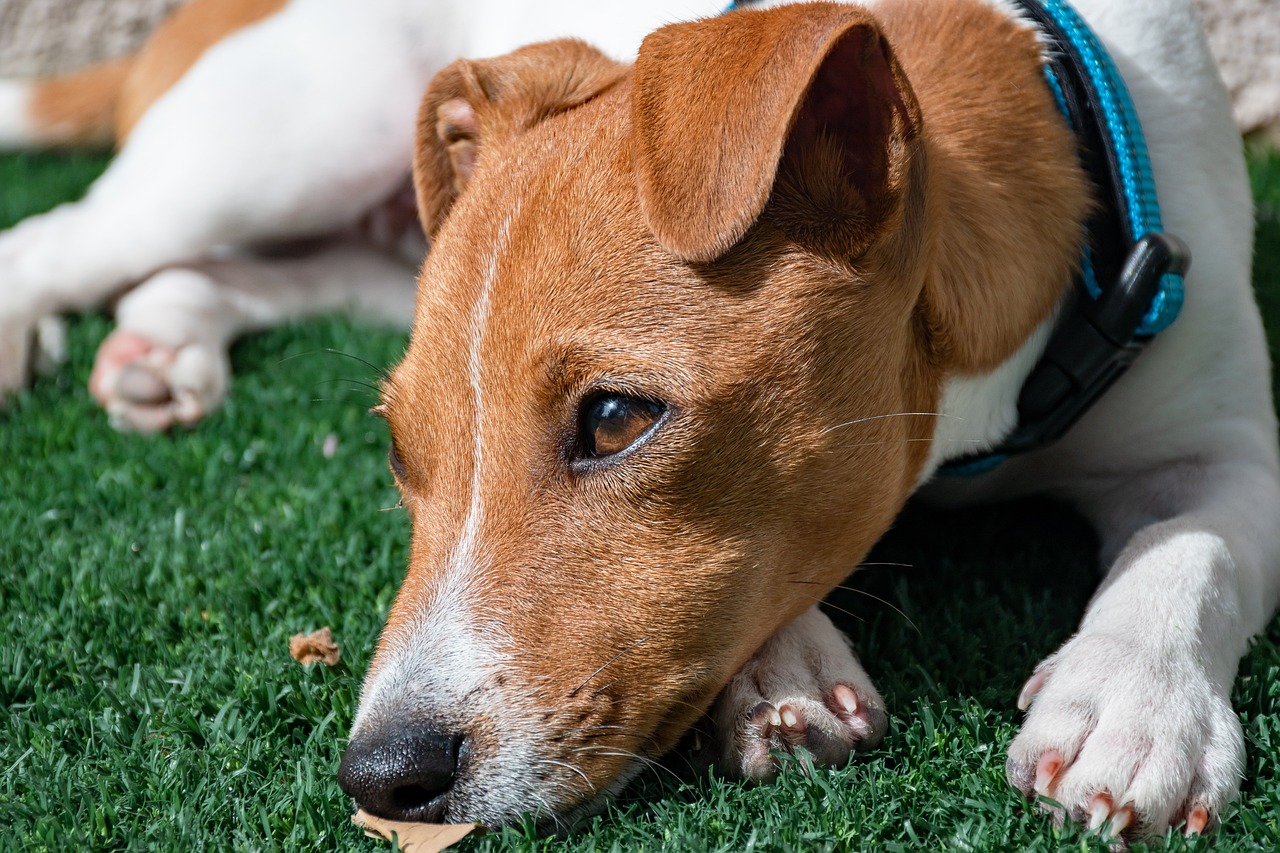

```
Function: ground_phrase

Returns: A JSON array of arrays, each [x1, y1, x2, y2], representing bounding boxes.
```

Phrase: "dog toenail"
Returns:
[[1110, 804, 1134, 835], [833, 684, 859, 714], [749, 701, 779, 730], [1086, 793, 1112, 830], [1033, 752, 1062, 795], [1185, 804, 1209, 835], [117, 364, 171, 405], [780, 707, 798, 728], [1017, 669, 1049, 711]]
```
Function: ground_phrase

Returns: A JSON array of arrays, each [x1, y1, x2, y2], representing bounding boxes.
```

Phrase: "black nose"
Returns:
[[338, 726, 463, 822]]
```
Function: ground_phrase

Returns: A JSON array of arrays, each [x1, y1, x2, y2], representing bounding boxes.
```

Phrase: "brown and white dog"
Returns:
[[337, 0, 1280, 844]]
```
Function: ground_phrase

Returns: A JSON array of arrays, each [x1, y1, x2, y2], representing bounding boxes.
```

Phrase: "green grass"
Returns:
[[2, 146, 1280, 851]]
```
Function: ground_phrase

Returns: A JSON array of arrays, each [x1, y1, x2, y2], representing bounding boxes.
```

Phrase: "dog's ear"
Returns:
[[414, 39, 627, 238], [633, 2, 921, 262]]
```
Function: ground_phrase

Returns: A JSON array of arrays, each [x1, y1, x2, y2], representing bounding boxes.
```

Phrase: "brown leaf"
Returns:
[[352, 810, 478, 852], [289, 627, 341, 666]]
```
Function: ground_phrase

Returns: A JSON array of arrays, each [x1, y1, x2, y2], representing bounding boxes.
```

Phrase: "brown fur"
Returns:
[[633, 3, 921, 263], [413, 40, 629, 238], [27, 0, 286, 147], [878, 0, 1092, 372], [28, 57, 135, 148], [374, 0, 1091, 812]]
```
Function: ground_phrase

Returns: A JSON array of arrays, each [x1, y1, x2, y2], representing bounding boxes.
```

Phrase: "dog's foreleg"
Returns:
[[88, 243, 416, 432], [1007, 433, 1280, 838], [0, 4, 424, 400], [709, 605, 889, 781]]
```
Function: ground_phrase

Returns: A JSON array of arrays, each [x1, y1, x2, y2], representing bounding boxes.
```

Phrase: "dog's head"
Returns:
[[339, 0, 1085, 828]]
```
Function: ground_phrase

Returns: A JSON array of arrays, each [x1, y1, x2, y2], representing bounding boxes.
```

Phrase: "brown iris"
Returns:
[[578, 393, 665, 461]]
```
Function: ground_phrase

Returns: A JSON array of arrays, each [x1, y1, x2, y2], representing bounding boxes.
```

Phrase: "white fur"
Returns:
[[713, 605, 888, 780], [0, 79, 33, 149], [921, 315, 1056, 479]]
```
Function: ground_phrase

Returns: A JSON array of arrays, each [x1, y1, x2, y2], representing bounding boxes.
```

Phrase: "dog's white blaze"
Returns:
[[353, 202, 521, 733]]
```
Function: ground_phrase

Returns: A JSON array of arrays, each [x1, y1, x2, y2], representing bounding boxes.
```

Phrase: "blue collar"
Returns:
[[939, 0, 1189, 475]]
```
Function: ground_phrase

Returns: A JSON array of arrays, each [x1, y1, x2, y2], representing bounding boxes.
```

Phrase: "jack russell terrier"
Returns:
[[0, 0, 727, 431], [335, 0, 1280, 844]]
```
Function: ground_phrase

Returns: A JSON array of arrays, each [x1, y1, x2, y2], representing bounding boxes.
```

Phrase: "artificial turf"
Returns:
[[2, 145, 1279, 852]]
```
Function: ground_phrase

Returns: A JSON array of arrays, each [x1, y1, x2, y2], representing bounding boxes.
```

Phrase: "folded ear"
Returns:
[[413, 40, 627, 238], [633, 2, 921, 262]]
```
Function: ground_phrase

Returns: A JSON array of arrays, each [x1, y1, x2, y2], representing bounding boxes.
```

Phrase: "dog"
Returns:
[[0, 0, 725, 432], [335, 0, 1280, 843]]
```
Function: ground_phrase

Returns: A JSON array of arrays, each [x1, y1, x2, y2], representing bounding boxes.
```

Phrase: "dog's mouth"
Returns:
[[340, 670, 719, 829]]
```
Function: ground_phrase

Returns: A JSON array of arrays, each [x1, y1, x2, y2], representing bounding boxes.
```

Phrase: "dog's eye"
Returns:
[[388, 443, 408, 480], [578, 393, 665, 462]]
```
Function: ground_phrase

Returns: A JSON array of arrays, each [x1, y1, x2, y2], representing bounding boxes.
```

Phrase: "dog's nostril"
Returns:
[[338, 726, 463, 822], [390, 783, 441, 815]]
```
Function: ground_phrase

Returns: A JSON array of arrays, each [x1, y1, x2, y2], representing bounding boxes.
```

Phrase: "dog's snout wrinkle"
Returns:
[[338, 724, 464, 823]]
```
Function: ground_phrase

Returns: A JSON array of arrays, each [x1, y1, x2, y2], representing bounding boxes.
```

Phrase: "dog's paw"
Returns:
[[1007, 633, 1244, 843], [0, 309, 63, 398], [712, 607, 887, 781], [89, 330, 230, 433]]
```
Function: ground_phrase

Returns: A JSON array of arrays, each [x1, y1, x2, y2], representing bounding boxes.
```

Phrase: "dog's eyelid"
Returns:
[[388, 442, 409, 480]]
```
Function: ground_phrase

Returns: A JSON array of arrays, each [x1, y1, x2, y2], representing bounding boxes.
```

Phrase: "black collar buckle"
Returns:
[[991, 232, 1190, 459]]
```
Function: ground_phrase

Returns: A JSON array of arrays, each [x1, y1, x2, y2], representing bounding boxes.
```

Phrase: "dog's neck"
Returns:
[[873, 0, 1094, 472]]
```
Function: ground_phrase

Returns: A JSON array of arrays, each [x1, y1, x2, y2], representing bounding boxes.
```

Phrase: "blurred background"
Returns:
[[0, 0, 1276, 138]]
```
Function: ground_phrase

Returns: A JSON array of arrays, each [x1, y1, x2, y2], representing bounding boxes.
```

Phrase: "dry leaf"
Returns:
[[289, 626, 341, 666], [353, 810, 478, 852]]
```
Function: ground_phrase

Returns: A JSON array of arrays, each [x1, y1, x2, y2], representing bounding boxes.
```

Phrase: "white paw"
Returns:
[[712, 607, 888, 781], [89, 330, 230, 433], [1007, 633, 1243, 843]]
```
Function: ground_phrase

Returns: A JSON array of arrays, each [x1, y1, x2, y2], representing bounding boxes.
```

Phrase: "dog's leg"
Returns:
[[0, 3, 424, 400], [89, 244, 416, 432], [1007, 438, 1280, 838], [711, 605, 889, 781]]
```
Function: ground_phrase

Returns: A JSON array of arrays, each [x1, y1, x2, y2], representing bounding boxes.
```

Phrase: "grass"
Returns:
[[1, 145, 1279, 851]]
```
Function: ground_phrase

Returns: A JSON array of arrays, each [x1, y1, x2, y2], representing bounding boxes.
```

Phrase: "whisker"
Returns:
[[783, 587, 867, 627], [821, 411, 959, 434], [531, 791, 563, 834], [313, 376, 385, 395], [545, 759, 595, 793], [570, 730, 635, 744], [571, 745, 683, 783], [278, 346, 390, 377], [789, 578, 921, 635], [589, 678, 621, 698], [838, 436, 985, 450], [561, 724, 646, 738], [568, 636, 650, 698]]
